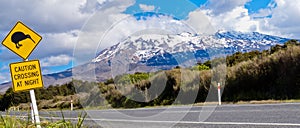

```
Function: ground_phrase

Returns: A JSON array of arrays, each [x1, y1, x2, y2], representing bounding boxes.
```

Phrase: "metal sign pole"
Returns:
[[25, 59, 41, 128], [30, 103, 35, 123], [30, 90, 41, 128]]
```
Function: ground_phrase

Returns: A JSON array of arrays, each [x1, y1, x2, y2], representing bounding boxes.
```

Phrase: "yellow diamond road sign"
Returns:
[[10, 60, 44, 92], [2, 21, 42, 60]]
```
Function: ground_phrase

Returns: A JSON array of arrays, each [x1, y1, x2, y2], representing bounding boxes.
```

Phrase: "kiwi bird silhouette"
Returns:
[[11, 31, 35, 49]]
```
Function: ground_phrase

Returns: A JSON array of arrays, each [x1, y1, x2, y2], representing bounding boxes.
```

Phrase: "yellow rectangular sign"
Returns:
[[2, 21, 42, 60], [9, 60, 44, 92]]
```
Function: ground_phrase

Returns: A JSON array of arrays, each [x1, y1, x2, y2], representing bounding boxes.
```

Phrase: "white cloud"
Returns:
[[251, 8, 272, 18], [189, 0, 260, 33], [80, 0, 108, 13], [101, 15, 194, 48], [262, 0, 300, 38], [0, 0, 107, 62], [205, 6, 259, 32], [74, 0, 135, 65], [185, 9, 216, 35], [0, 72, 10, 83], [139, 4, 155, 12], [205, 0, 250, 16], [32, 30, 79, 58], [40, 54, 73, 67], [191, 0, 300, 39], [0, 0, 93, 33]]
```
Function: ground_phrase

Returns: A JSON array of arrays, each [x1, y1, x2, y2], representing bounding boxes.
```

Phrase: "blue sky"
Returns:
[[0, 0, 299, 83], [245, 0, 272, 14], [125, 0, 272, 19], [125, 0, 199, 19]]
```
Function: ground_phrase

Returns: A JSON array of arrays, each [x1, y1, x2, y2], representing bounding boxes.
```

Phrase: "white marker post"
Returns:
[[71, 100, 73, 111], [218, 83, 221, 105]]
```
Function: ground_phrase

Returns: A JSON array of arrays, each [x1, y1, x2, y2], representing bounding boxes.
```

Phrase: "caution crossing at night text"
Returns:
[[10, 60, 43, 92]]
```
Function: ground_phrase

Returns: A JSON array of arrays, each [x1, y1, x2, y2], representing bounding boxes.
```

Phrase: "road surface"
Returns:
[[2, 103, 300, 128]]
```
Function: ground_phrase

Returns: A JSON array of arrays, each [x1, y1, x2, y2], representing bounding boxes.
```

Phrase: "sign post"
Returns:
[[30, 103, 34, 123], [29, 89, 41, 127], [2, 21, 43, 128]]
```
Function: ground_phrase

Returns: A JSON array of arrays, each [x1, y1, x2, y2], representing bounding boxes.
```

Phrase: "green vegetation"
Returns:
[[0, 114, 25, 128], [1, 40, 300, 110], [223, 40, 300, 101], [0, 111, 87, 128], [44, 111, 87, 128], [0, 82, 76, 111], [192, 64, 210, 71]]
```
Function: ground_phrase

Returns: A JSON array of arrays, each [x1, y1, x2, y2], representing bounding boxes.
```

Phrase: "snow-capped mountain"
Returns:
[[0, 31, 291, 93], [92, 31, 289, 67]]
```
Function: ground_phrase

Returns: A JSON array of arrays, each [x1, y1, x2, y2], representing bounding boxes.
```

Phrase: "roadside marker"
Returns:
[[71, 96, 73, 111], [218, 83, 221, 105]]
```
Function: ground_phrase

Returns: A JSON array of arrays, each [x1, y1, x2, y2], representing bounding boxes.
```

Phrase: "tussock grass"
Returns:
[[0, 111, 88, 128]]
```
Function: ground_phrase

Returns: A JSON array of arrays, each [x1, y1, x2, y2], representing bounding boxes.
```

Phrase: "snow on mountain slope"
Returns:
[[92, 31, 289, 66]]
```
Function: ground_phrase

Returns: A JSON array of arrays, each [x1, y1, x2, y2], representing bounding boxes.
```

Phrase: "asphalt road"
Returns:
[[2, 103, 300, 128]]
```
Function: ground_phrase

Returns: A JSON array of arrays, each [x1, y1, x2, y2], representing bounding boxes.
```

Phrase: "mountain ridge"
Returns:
[[92, 31, 289, 64]]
